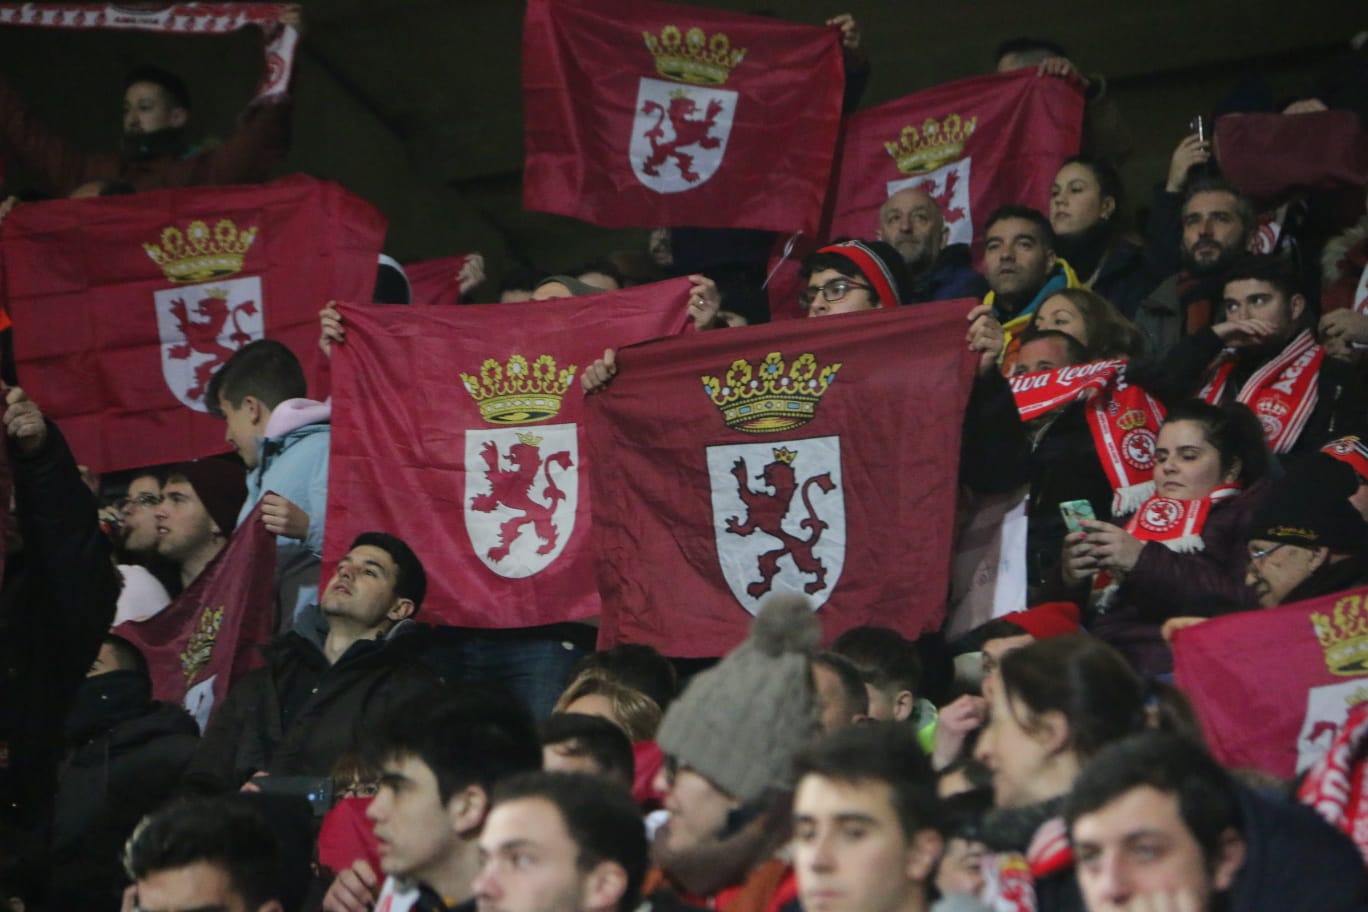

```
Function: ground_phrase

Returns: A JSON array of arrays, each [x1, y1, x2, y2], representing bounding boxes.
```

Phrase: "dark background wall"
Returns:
[[0, 1, 1359, 295]]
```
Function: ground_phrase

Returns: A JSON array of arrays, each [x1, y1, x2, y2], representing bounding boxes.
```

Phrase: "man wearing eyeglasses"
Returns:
[[1244, 454, 1368, 609], [581, 240, 910, 391], [798, 240, 911, 316], [117, 473, 166, 560]]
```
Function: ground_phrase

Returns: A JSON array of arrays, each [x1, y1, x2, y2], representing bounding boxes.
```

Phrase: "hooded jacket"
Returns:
[[241, 397, 330, 632]]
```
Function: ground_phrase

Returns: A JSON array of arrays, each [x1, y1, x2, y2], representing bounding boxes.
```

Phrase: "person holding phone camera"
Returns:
[[1059, 401, 1271, 676]]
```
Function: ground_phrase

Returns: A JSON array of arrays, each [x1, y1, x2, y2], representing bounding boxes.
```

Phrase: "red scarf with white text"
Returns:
[[1198, 329, 1323, 454], [1011, 359, 1166, 515]]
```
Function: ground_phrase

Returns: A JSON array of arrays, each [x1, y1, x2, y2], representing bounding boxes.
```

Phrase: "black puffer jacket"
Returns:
[[181, 621, 441, 794], [48, 695, 199, 909]]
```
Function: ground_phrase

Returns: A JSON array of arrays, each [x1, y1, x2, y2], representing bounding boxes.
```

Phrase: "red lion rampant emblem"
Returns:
[[639, 95, 725, 184], [166, 291, 257, 402], [724, 453, 835, 598], [911, 167, 968, 226], [470, 439, 573, 563]]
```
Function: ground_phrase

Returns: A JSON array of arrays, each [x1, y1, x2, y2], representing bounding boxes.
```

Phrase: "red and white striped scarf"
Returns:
[[981, 817, 1072, 912], [1199, 329, 1323, 455], [1011, 359, 1166, 515], [0, 3, 299, 103], [1298, 700, 1368, 866]]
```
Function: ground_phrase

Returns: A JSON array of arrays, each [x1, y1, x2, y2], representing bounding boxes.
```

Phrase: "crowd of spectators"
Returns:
[[0, 7, 1366, 912]]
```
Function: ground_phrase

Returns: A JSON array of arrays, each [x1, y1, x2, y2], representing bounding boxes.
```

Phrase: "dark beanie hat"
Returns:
[[1249, 454, 1368, 550], [170, 457, 247, 536]]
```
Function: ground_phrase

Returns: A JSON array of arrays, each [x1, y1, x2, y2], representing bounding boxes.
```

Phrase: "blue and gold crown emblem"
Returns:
[[702, 351, 840, 434]]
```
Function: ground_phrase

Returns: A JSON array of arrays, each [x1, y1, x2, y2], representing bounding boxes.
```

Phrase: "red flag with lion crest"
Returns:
[[522, 0, 845, 234], [1, 174, 385, 472], [586, 300, 977, 656]]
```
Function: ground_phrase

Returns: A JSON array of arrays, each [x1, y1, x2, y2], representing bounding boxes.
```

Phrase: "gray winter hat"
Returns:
[[656, 595, 822, 804]]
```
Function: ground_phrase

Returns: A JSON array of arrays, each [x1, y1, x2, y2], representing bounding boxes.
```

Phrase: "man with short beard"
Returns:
[[876, 187, 986, 304], [153, 459, 246, 591], [1136, 177, 1257, 358]]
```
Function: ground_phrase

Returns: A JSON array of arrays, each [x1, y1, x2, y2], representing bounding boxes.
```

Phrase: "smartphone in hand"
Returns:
[[1059, 499, 1097, 535]]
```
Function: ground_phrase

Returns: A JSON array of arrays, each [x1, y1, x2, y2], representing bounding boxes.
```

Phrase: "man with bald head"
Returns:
[[878, 187, 986, 304]]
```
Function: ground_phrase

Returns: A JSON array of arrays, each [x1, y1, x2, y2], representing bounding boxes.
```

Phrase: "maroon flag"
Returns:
[[1173, 585, 1368, 779], [827, 70, 1085, 251], [1215, 110, 1368, 205], [325, 281, 692, 627], [1, 175, 386, 472], [406, 254, 473, 308], [115, 500, 277, 731], [522, 0, 844, 234], [586, 300, 977, 656]]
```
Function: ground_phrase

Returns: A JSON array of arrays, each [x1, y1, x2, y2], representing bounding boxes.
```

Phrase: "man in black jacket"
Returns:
[[182, 532, 441, 794], [0, 387, 120, 833], [48, 633, 200, 909]]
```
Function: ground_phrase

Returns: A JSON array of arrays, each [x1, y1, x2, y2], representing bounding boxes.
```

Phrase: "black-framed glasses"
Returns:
[[117, 493, 163, 512], [799, 278, 872, 308], [1249, 543, 1286, 562]]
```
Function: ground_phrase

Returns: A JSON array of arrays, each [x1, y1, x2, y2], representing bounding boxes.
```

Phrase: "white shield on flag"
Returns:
[[707, 435, 845, 615], [630, 77, 737, 193], [154, 276, 264, 411], [887, 158, 974, 246], [464, 424, 578, 579], [1295, 679, 1368, 772]]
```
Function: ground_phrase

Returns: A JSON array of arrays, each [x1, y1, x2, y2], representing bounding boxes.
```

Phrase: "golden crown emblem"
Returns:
[[461, 354, 577, 425], [143, 218, 258, 283], [702, 351, 841, 434], [643, 25, 745, 86], [180, 605, 223, 684], [1117, 410, 1150, 431], [1311, 593, 1368, 676], [772, 446, 798, 465], [883, 114, 977, 175]]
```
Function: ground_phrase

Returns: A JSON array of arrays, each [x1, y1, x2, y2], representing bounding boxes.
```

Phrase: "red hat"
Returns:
[[1000, 602, 1081, 640]]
